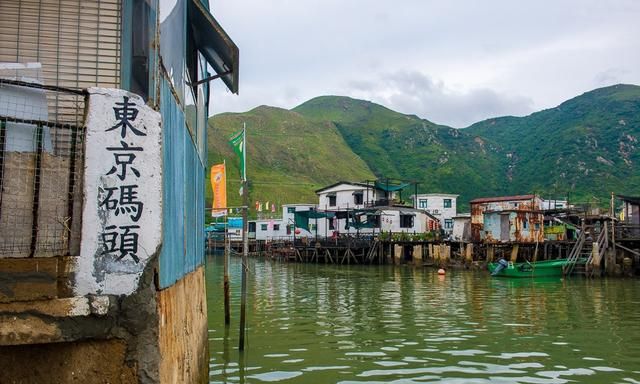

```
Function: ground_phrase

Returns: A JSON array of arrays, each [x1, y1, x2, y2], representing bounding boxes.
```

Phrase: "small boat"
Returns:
[[488, 258, 576, 278]]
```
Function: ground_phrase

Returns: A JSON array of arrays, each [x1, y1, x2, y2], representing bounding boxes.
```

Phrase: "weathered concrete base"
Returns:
[[393, 245, 403, 264], [0, 339, 137, 383], [413, 245, 423, 266], [158, 266, 208, 384]]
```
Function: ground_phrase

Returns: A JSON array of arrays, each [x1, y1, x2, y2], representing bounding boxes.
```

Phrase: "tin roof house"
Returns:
[[313, 180, 435, 237], [470, 195, 544, 243], [0, 1, 238, 381]]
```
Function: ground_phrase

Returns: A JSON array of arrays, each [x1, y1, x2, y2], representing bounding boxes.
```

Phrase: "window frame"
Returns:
[[353, 192, 364, 205], [400, 214, 414, 228]]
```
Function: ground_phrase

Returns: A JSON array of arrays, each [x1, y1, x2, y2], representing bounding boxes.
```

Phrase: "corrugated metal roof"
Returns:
[[315, 181, 373, 194], [469, 194, 537, 204]]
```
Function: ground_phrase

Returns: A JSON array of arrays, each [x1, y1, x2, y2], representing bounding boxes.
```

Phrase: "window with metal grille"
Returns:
[[0, 1, 122, 258], [400, 214, 414, 228]]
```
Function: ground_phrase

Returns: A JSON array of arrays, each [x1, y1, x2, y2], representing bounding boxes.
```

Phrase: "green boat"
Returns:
[[488, 258, 576, 278]]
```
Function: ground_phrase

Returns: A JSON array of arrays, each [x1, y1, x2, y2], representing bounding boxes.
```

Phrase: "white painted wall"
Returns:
[[314, 208, 428, 237], [317, 183, 387, 210], [252, 219, 285, 240], [379, 209, 429, 234], [452, 215, 471, 241], [249, 204, 318, 240], [541, 199, 569, 210], [76, 88, 162, 296], [282, 204, 317, 238], [412, 193, 458, 233]]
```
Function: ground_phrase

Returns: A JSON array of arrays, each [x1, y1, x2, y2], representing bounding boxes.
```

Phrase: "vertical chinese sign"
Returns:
[[210, 163, 227, 217], [76, 89, 162, 296]]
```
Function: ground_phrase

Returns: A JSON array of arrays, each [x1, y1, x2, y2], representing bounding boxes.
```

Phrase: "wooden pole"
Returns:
[[224, 216, 230, 325], [222, 160, 230, 326], [239, 124, 249, 351]]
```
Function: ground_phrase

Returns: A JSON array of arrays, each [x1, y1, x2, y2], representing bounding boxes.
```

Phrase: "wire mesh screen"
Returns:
[[0, 79, 85, 258], [0, 0, 122, 258]]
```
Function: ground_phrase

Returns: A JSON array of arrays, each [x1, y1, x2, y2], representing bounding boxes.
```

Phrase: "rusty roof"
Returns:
[[469, 194, 537, 204]]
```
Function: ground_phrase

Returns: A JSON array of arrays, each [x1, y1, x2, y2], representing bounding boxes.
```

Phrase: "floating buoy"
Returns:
[[437, 268, 446, 275]]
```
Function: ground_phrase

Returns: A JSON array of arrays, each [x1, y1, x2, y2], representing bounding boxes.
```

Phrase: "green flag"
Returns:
[[228, 128, 246, 181]]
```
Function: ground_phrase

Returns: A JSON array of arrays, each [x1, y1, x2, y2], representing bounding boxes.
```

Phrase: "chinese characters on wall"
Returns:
[[99, 97, 146, 263], [78, 89, 162, 296]]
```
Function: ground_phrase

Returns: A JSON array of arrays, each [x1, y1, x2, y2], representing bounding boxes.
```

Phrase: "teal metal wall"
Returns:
[[159, 76, 205, 288]]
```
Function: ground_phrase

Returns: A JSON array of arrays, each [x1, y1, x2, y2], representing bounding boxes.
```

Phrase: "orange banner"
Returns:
[[211, 163, 227, 217]]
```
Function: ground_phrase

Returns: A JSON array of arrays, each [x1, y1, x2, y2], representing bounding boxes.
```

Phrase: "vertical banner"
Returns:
[[211, 163, 227, 217], [228, 128, 246, 181]]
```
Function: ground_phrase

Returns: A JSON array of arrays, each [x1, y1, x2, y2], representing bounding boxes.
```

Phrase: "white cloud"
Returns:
[[345, 71, 534, 127], [209, 0, 640, 126]]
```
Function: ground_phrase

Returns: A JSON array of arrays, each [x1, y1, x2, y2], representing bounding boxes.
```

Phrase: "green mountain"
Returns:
[[207, 84, 640, 212], [206, 106, 375, 211], [465, 84, 640, 203], [292, 96, 508, 203]]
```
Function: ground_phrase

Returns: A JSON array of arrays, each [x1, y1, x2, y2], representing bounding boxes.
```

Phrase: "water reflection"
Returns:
[[207, 255, 640, 383]]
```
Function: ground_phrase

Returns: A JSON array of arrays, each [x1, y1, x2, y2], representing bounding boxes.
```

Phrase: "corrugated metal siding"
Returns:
[[0, 0, 121, 124], [159, 76, 204, 288]]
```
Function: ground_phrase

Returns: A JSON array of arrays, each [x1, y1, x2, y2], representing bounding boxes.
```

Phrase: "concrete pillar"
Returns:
[[394, 244, 403, 264], [441, 244, 450, 264], [606, 248, 616, 276], [465, 243, 473, 264], [510, 244, 519, 263], [487, 245, 495, 262], [413, 245, 423, 266]]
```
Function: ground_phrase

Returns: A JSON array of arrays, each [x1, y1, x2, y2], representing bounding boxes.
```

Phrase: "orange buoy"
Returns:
[[437, 268, 446, 275]]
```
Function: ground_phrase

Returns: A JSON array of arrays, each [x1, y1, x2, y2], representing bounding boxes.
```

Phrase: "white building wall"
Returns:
[[314, 209, 428, 237], [379, 210, 428, 233], [282, 204, 317, 239], [252, 219, 285, 240], [317, 183, 387, 210], [541, 199, 569, 210], [452, 215, 471, 241], [412, 193, 458, 233]]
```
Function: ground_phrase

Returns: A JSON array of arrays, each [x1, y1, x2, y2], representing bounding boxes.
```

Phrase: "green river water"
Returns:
[[206, 255, 640, 383]]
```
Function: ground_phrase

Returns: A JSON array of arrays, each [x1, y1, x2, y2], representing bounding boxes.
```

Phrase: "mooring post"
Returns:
[[239, 124, 249, 352]]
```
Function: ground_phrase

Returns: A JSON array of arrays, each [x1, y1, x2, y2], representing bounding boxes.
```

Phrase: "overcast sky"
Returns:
[[209, 0, 640, 128]]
